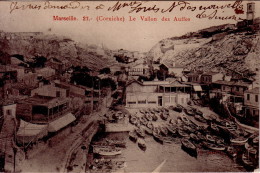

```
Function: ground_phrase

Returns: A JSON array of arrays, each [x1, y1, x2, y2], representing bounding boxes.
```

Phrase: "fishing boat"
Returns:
[[160, 126, 168, 136], [130, 116, 137, 125], [153, 128, 164, 144], [194, 108, 203, 116], [203, 142, 226, 151], [196, 132, 206, 141], [184, 107, 195, 116], [230, 136, 248, 145], [140, 109, 145, 114], [214, 136, 225, 145], [129, 131, 138, 142], [190, 133, 200, 143], [226, 146, 237, 158], [137, 138, 146, 151], [245, 142, 257, 155], [206, 135, 215, 143], [180, 116, 191, 125], [146, 121, 154, 130], [144, 126, 153, 135], [181, 139, 197, 156], [177, 128, 190, 137], [160, 112, 169, 120], [152, 114, 158, 121], [105, 139, 126, 148], [140, 116, 148, 126], [242, 152, 254, 168], [173, 104, 183, 112], [93, 146, 122, 156], [194, 115, 207, 123], [145, 113, 153, 121], [136, 128, 145, 138], [166, 125, 177, 136], [210, 122, 220, 133], [252, 136, 259, 145]]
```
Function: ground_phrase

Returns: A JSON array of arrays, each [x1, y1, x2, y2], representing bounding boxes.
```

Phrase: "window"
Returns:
[[247, 94, 250, 100], [138, 100, 146, 104], [6, 109, 11, 115], [148, 101, 156, 104], [236, 86, 239, 91], [223, 86, 225, 90], [256, 95, 258, 102], [128, 101, 136, 104]]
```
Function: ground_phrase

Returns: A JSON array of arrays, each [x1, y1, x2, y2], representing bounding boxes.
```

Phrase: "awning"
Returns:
[[48, 113, 76, 132], [17, 120, 48, 144], [193, 85, 202, 92]]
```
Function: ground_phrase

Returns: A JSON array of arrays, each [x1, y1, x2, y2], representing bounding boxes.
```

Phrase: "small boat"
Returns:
[[166, 125, 177, 136], [145, 113, 153, 121], [242, 152, 254, 168], [184, 108, 195, 116], [152, 114, 158, 121], [136, 128, 145, 138], [180, 116, 190, 125], [153, 128, 164, 144], [196, 132, 206, 141], [173, 104, 183, 112], [144, 127, 153, 135], [146, 121, 154, 130], [137, 138, 146, 151], [140, 116, 148, 126], [210, 122, 220, 133], [206, 135, 215, 143], [252, 136, 259, 145], [204, 142, 226, 151], [214, 136, 225, 145], [181, 139, 197, 156], [129, 131, 138, 142], [160, 126, 168, 136], [130, 116, 137, 125], [135, 120, 141, 127], [202, 114, 214, 121], [105, 139, 126, 148], [169, 118, 175, 125], [245, 142, 257, 155], [194, 115, 207, 123], [194, 108, 203, 116], [160, 112, 169, 120], [93, 146, 122, 156], [190, 133, 200, 142], [177, 128, 189, 137], [140, 109, 145, 114], [230, 136, 248, 145], [226, 146, 237, 158]]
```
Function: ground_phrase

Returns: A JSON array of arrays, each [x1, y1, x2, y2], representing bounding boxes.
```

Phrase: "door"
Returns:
[[158, 96, 163, 106]]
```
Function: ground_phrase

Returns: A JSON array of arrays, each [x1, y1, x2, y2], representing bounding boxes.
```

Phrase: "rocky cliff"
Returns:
[[0, 32, 116, 70], [148, 29, 260, 80]]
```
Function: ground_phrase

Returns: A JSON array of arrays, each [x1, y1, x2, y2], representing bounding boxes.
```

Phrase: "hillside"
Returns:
[[0, 32, 116, 70], [148, 29, 260, 81]]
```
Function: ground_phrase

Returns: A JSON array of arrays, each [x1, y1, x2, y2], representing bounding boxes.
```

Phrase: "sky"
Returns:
[[0, 1, 259, 52]]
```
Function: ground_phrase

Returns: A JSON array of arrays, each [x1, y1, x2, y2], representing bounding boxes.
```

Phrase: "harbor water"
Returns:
[[88, 131, 246, 172]]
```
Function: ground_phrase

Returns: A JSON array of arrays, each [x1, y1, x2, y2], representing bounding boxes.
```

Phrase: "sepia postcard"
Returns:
[[0, 0, 259, 172]]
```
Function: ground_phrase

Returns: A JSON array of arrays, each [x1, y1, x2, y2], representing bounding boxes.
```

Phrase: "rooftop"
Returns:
[[213, 80, 252, 87]]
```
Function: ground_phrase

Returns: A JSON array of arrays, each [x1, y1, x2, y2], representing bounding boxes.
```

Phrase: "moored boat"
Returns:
[[180, 115, 191, 125], [152, 114, 158, 121], [93, 146, 122, 156], [145, 113, 153, 121], [194, 115, 207, 123], [194, 108, 203, 116], [136, 128, 145, 138], [181, 138, 197, 157], [173, 104, 183, 112], [146, 121, 154, 130], [137, 138, 146, 151], [196, 132, 206, 141], [105, 139, 126, 148], [129, 131, 138, 142], [190, 133, 200, 143], [160, 112, 169, 120], [166, 125, 177, 136], [153, 128, 164, 144], [140, 116, 148, 126], [130, 116, 137, 125], [177, 128, 189, 137], [230, 136, 248, 145], [226, 146, 237, 158], [160, 126, 168, 136], [245, 142, 257, 155], [242, 152, 254, 168], [206, 135, 215, 143]]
